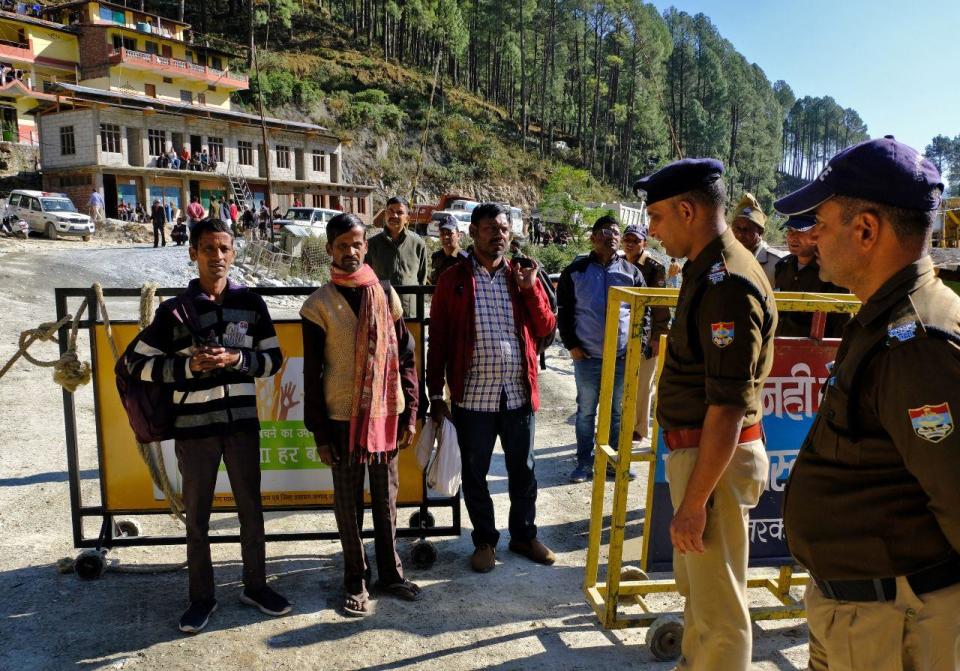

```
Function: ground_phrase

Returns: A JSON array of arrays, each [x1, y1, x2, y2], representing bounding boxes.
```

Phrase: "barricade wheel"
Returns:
[[411, 541, 438, 569], [646, 614, 683, 662], [409, 511, 435, 530], [620, 566, 649, 582], [116, 519, 142, 537], [75, 549, 107, 581]]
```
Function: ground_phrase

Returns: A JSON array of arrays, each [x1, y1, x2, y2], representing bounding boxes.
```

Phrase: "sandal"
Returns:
[[375, 579, 423, 602], [342, 593, 369, 617]]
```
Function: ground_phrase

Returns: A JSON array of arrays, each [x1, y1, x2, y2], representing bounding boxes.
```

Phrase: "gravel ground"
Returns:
[[0, 234, 814, 670]]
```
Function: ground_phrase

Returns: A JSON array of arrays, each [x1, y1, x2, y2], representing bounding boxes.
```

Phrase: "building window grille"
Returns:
[[148, 128, 166, 156], [312, 149, 325, 172], [208, 136, 224, 162], [59, 125, 75, 155], [99, 123, 121, 153], [276, 145, 290, 169], [238, 140, 253, 166]]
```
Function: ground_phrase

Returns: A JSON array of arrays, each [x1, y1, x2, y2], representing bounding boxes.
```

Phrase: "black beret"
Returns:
[[633, 158, 724, 205]]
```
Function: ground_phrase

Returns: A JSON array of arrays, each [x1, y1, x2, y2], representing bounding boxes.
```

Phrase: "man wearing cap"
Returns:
[[557, 215, 648, 483], [772, 213, 849, 338], [634, 159, 777, 671], [621, 224, 671, 442], [428, 214, 467, 284], [778, 136, 960, 671], [731, 192, 785, 285]]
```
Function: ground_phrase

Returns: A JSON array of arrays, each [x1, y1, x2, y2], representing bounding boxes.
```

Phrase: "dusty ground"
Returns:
[[0, 233, 811, 670]]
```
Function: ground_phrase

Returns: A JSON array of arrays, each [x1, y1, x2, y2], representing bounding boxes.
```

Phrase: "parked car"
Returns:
[[272, 206, 342, 237], [5, 190, 94, 240], [426, 210, 472, 237]]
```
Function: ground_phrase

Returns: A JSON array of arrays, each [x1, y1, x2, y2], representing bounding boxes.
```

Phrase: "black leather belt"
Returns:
[[815, 554, 960, 603]]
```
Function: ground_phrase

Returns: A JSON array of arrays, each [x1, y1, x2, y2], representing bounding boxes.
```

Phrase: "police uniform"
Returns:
[[734, 192, 785, 285], [634, 160, 778, 671], [776, 136, 960, 671], [773, 214, 850, 338]]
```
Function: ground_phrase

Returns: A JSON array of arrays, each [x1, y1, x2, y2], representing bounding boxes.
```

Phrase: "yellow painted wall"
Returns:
[[105, 68, 232, 108], [28, 26, 80, 64]]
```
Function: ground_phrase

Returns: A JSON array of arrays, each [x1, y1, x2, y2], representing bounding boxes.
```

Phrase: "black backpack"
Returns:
[[115, 298, 196, 444]]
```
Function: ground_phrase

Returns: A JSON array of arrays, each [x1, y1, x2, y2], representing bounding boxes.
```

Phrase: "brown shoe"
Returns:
[[470, 544, 496, 573], [509, 538, 556, 565]]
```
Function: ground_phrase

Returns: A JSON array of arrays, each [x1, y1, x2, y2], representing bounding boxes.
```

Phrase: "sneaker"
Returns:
[[178, 598, 217, 633], [240, 585, 292, 616], [568, 463, 592, 483], [470, 544, 496, 573], [509, 538, 556, 565]]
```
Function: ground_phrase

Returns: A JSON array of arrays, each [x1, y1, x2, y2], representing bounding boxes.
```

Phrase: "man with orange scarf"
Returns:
[[301, 213, 421, 617]]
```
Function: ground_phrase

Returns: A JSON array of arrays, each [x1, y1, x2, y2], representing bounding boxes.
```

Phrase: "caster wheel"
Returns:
[[75, 549, 107, 581], [646, 614, 684, 662], [115, 519, 142, 537], [620, 565, 649, 582], [410, 541, 438, 569], [408, 511, 435, 530]]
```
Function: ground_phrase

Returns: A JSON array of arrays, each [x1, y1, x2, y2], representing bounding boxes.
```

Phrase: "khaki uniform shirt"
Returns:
[[773, 255, 851, 338], [784, 257, 960, 580], [753, 240, 787, 286], [656, 228, 778, 431], [366, 228, 428, 317]]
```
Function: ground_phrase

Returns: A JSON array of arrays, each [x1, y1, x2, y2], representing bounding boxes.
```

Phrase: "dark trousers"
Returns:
[[452, 398, 537, 548], [175, 432, 266, 602], [329, 421, 403, 597], [153, 222, 166, 247]]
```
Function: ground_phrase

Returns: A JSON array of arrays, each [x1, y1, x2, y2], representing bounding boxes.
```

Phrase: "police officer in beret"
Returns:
[[428, 214, 467, 284], [731, 192, 785, 285], [778, 136, 960, 671], [634, 159, 777, 671], [773, 213, 850, 338]]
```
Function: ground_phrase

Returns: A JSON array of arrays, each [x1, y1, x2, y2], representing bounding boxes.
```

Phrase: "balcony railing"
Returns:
[[107, 48, 249, 87]]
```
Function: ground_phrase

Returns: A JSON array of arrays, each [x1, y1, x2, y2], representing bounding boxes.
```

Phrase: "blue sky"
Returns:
[[649, 0, 958, 155]]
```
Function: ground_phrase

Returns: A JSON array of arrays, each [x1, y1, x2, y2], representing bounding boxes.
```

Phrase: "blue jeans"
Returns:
[[452, 397, 537, 548], [573, 357, 625, 466]]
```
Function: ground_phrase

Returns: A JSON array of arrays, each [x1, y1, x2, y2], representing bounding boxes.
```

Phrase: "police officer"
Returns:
[[634, 159, 777, 671], [773, 213, 850, 338], [731, 192, 785, 285], [778, 136, 960, 671]]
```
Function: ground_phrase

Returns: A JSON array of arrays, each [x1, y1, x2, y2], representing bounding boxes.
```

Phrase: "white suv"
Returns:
[[6, 190, 94, 240]]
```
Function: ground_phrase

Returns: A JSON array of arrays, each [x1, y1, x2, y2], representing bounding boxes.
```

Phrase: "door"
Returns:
[[190, 135, 202, 154], [103, 174, 118, 218], [27, 195, 44, 232], [161, 44, 172, 58]]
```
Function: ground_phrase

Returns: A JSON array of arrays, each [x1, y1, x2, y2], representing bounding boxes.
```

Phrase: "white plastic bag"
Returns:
[[414, 420, 437, 470], [427, 418, 462, 497]]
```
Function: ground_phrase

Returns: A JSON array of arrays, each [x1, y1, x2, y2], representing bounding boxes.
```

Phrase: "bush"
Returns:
[[526, 241, 591, 275]]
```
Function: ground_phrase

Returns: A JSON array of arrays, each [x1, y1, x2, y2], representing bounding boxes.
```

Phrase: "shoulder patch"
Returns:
[[908, 403, 954, 443], [711, 321, 734, 348], [888, 321, 918, 343], [708, 262, 728, 285]]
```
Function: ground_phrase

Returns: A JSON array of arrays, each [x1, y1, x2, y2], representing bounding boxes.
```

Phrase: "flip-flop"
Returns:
[[376, 579, 423, 602], [343, 593, 369, 617]]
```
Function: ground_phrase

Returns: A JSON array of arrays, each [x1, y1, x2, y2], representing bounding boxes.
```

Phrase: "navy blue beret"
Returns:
[[781, 213, 817, 231], [623, 224, 647, 239], [633, 158, 724, 205], [775, 136, 943, 215]]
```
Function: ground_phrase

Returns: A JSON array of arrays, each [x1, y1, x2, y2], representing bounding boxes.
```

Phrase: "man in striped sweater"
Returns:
[[126, 218, 291, 633]]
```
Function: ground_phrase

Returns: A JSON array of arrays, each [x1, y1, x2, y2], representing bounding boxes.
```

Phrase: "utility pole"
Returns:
[[252, 44, 273, 210]]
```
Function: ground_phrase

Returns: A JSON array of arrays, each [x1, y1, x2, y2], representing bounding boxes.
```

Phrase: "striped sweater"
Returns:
[[125, 278, 283, 440]]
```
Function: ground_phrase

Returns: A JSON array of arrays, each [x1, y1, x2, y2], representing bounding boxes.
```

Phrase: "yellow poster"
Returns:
[[95, 321, 425, 512]]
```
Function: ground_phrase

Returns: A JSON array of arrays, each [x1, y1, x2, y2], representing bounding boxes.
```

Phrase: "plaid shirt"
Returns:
[[460, 257, 527, 411]]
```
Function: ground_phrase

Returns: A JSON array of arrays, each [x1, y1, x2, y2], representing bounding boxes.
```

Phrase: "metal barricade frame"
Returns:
[[583, 287, 861, 658]]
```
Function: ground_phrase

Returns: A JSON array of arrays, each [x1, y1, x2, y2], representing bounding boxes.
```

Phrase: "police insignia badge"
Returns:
[[711, 321, 734, 348], [708, 262, 727, 285], [888, 321, 917, 342], [908, 403, 954, 443]]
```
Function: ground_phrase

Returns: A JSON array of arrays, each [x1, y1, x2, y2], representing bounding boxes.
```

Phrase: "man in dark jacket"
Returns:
[[427, 202, 557, 574], [124, 218, 291, 633], [557, 215, 648, 483], [366, 196, 427, 316], [151, 199, 167, 248], [428, 214, 467, 283]]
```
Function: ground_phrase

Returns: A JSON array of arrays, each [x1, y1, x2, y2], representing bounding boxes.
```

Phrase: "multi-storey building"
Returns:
[[3, 1, 374, 222]]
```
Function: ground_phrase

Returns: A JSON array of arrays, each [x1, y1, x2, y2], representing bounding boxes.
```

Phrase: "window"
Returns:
[[197, 93, 206, 106], [312, 149, 325, 172], [144, 83, 156, 98], [180, 90, 192, 104], [237, 140, 253, 166], [148, 129, 165, 156], [207, 136, 224, 162], [162, 76, 173, 84], [100, 123, 121, 153], [207, 85, 216, 92], [185, 50, 193, 63], [357, 197, 366, 215], [275, 145, 290, 169], [144, 41, 157, 55], [112, 35, 122, 50], [211, 57, 222, 70], [59, 126, 75, 155], [30, 197, 42, 211], [7, 193, 19, 207]]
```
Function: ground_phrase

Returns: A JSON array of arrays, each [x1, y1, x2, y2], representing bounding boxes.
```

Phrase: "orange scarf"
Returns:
[[331, 264, 403, 462]]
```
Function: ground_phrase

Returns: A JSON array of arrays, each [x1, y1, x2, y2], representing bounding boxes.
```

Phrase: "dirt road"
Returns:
[[0, 236, 809, 670]]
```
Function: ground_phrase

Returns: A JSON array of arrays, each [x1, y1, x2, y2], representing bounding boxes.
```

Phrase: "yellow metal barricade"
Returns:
[[583, 287, 861, 658]]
